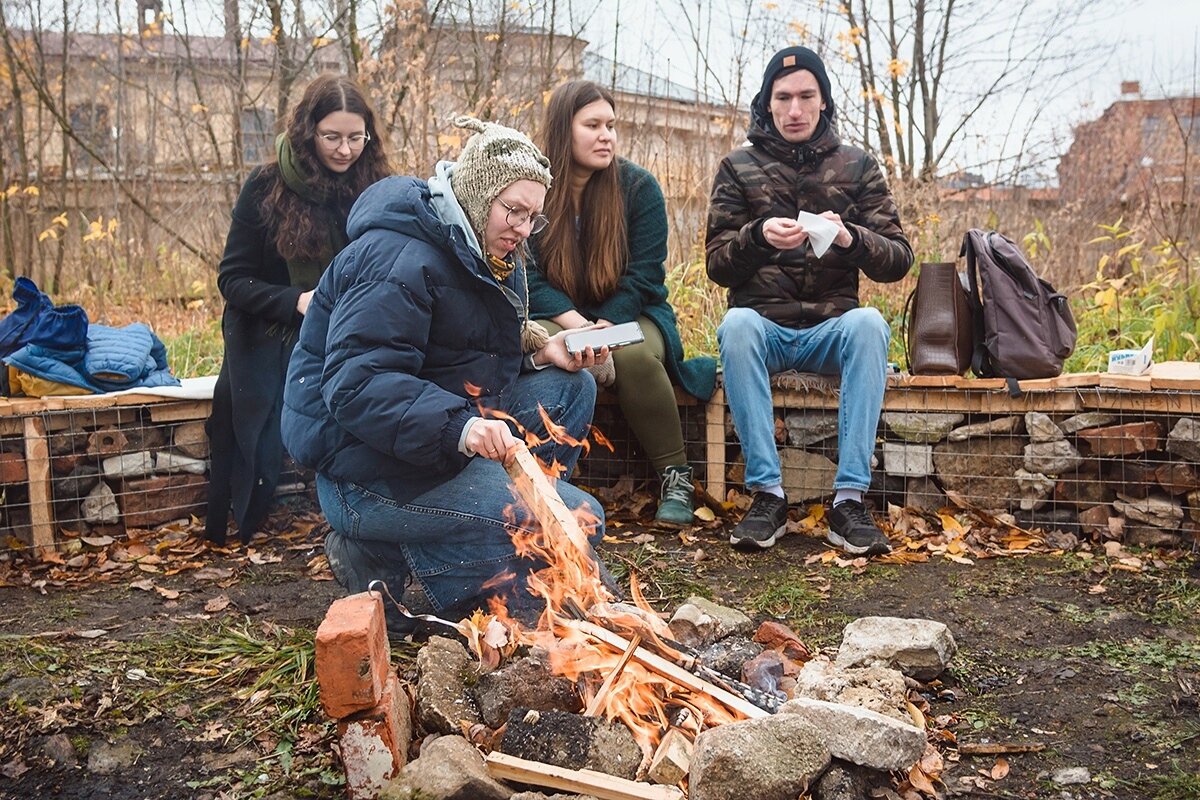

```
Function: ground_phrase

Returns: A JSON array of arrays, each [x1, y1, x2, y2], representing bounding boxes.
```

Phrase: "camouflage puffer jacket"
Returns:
[[705, 117, 913, 329]]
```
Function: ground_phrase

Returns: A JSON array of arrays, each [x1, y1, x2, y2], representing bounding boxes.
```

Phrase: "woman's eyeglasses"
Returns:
[[496, 197, 549, 234], [317, 132, 371, 150]]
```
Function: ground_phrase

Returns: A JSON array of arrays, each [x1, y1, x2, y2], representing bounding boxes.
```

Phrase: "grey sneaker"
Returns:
[[827, 499, 892, 556], [730, 492, 789, 551]]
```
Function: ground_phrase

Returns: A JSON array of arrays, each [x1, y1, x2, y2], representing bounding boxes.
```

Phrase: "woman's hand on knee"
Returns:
[[466, 419, 519, 464]]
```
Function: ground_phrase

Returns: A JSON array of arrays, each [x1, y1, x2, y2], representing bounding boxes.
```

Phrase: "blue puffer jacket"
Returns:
[[281, 175, 525, 504]]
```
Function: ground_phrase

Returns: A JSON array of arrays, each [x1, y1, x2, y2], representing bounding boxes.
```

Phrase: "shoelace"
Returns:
[[748, 494, 785, 520], [836, 500, 874, 527], [661, 470, 693, 504]]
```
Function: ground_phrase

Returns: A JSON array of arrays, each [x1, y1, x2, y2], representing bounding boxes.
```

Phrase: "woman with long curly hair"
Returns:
[[529, 80, 717, 527], [206, 74, 391, 544]]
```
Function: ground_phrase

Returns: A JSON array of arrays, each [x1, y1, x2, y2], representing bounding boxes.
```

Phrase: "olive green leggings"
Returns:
[[541, 317, 685, 472]]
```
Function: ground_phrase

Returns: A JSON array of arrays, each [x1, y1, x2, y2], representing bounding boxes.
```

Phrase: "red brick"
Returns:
[[1155, 462, 1200, 496], [1076, 421, 1161, 457], [336, 672, 410, 799], [316, 592, 391, 719], [118, 473, 207, 528], [1078, 504, 1114, 538], [0, 452, 28, 484]]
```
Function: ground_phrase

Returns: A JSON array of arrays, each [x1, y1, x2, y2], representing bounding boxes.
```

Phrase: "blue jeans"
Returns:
[[717, 306, 889, 494], [317, 367, 606, 625]]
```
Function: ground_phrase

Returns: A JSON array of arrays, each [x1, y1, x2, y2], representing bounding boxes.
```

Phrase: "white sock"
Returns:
[[834, 488, 863, 507], [758, 485, 785, 499]]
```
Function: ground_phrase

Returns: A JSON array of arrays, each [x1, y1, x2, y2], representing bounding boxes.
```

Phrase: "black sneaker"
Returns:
[[730, 492, 789, 551], [827, 499, 892, 556]]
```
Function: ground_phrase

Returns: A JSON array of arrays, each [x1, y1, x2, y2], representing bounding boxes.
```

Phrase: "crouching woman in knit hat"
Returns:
[[281, 117, 612, 633]]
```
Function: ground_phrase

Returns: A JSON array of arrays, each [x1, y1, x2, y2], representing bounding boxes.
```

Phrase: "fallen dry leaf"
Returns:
[[204, 595, 232, 613], [81, 535, 115, 547], [130, 578, 155, 591], [991, 756, 1010, 780], [155, 586, 181, 600]]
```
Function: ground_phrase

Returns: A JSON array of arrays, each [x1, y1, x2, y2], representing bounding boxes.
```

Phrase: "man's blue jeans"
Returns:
[[717, 306, 889, 494], [317, 367, 605, 625]]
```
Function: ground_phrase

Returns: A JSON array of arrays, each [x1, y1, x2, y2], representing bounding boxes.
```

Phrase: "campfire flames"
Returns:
[[455, 389, 761, 781]]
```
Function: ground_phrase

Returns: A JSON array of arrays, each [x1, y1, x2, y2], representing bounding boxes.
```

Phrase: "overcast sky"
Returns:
[[572, 0, 1200, 184]]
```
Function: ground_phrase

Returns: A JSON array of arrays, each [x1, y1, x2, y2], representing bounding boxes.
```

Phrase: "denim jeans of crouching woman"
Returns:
[[318, 367, 606, 631]]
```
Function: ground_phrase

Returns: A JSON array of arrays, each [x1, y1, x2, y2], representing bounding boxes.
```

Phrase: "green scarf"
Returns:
[[275, 133, 348, 291]]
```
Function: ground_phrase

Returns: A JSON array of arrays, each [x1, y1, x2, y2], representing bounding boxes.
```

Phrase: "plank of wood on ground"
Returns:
[[485, 751, 684, 800]]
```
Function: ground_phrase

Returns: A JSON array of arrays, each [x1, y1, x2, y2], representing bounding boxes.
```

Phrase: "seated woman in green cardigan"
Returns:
[[529, 80, 717, 526]]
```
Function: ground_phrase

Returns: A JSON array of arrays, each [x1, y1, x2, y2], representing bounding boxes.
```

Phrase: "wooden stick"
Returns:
[[568, 619, 767, 719], [958, 742, 1046, 755], [583, 633, 641, 716], [23, 416, 55, 557], [486, 751, 684, 800], [504, 442, 593, 557]]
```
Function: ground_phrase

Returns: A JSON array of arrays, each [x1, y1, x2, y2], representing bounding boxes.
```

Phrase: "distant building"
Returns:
[[1058, 82, 1200, 208]]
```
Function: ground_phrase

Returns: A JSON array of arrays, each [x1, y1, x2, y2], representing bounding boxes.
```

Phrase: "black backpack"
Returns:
[[961, 229, 1077, 388]]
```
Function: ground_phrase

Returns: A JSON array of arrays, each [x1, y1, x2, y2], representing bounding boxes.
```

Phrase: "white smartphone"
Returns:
[[564, 321, 645, 355]]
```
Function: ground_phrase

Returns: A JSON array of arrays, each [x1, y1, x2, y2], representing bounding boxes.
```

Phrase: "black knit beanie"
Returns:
[[751, 46, 837, 130]]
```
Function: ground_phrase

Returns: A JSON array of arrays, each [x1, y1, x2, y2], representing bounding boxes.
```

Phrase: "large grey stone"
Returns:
[[81, 481, 120, 524], [472, 653, 581, 728], [781, 449, 838, 502], [882, 412, 964, 443], [1114, 494, 1184, 530], [690, 714, 831, 800], [1015, 469, 1056, 511], [154, 451, 208, 475], [785, 411, 840, 447], [381, 735, 510, 800], [668, 596, 753, 648], [792, 659, 909, 723], [1023, 439, 1082, 475], [100, 451, 154, 478], [780, 697, 925, 771], [1167, 418, 1200, 462], [836, 617, 957, 681], [415, 636, 482, 734], [947, 415, 1022, 442], [1060, 412, 1116, 434], [882, 442, 933, 477], [86, 738, 143, 775], [499, 708, 641, 781], [1024, 412, 1064, 443]]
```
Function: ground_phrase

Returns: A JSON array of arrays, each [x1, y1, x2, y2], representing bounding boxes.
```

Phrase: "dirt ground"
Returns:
[[0, 492, 1197, 800]]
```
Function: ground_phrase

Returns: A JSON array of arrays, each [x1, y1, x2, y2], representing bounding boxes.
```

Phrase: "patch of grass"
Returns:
[[958, 704, 1016, 732], [603, 542, 709, 607], [745, 569, 823, 620], [1147, 576, 1200, 627], [1116, 681, 1160, 707], [1068, 638, 1200, 675], [1116, 761, 1200, 800], [162, 317, 223, 378]]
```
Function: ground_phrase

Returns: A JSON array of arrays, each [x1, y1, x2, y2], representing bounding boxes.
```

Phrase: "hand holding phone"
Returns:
[[564, 321, 645, 355]]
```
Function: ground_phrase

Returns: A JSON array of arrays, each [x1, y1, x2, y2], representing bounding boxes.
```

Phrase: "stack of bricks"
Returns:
[[315, 592, 411, 799]]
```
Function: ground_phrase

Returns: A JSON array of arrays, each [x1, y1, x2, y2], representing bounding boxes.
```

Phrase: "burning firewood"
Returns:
[[485, 751, 684, 800]]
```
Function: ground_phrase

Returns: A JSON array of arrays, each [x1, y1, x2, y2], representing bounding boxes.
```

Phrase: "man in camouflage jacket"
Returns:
[[706, 45, 913, 555]]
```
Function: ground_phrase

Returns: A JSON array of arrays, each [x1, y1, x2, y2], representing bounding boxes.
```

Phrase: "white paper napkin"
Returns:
[[795, 210, 840, 257]]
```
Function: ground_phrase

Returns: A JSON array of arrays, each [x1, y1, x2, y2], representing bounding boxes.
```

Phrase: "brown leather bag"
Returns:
[[904, 261, 974, 376]]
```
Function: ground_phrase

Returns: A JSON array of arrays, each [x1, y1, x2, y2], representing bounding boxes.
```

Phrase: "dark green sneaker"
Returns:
[[654, 465, 695, 526]]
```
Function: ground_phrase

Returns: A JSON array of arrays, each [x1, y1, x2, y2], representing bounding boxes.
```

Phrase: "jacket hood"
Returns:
[[346, 175, 483, 276]]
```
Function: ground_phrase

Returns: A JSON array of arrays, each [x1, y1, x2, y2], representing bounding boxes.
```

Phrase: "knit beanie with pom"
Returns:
[[448, 116, 552, 249]]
